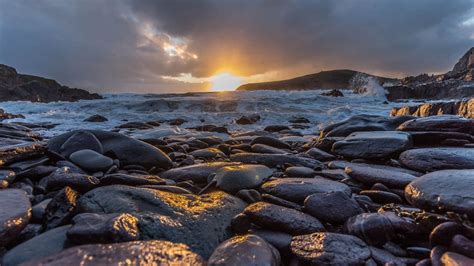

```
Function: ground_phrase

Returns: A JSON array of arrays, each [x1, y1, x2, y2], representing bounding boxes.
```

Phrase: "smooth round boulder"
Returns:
[[243, 202, 324, 235], [285, 166, 316, 178], [405, 170, 474, 219], [0, 189, 31, 246], [290, 232, 370, 265], [208, 234, 281, 266], [59, 131, 103, 158], [261, 177, 351, 204], [345, 165, 416, 188], [21, 240, 205, 266], [160, 162, 241, 184], [304, 191, 362, 224], [399, 148, 474, 172], [214, 164, 272, 193], [69, 149, 114, 172], [397, 115, 474, 135], [332, 131, 412, 159]]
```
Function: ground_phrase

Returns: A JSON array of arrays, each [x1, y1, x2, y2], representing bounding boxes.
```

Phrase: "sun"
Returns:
[[209, 72, 242, 92]]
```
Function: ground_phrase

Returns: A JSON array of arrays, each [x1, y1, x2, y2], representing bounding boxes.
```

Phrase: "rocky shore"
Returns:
[[0, 112, 473, 265]]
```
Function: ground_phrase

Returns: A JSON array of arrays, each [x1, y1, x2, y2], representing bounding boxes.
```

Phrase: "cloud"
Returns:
[[0, 0, 473, 92]]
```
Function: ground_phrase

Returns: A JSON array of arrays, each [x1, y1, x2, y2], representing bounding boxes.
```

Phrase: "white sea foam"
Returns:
[[0, 90, 409, 137]]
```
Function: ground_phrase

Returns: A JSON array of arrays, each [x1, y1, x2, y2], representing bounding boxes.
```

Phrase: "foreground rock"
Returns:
[[0, 64, 102, 102], [21, 240, 205, 265], [212, 164, 273, 193], [290, 232, 370, 265], [405, 170, 474, 219], [332, 131, 412, 159], [160, 162, 241, 184], [208, 234, 280, 266], [399, 148, 474, 172], [319, 115, 413, 137], [77, 185, 246, 258], [345, 164, 416, 188], [48, 129, 172, 170], [397, 115, 474, 135], [0, 189, 31, 246]]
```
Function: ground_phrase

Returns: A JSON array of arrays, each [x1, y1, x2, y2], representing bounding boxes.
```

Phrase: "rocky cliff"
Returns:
[[236, 70, 397, 91], [0, 64, 102, 102], [391, 98, 474, 118], [385, 47, 474, 100]]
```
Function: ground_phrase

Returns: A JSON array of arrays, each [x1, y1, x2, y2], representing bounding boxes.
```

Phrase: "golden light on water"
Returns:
[[209, 72, 242, 92]]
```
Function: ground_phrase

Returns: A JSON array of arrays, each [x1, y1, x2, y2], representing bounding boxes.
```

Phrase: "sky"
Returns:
[[1, 0, 473, 93]]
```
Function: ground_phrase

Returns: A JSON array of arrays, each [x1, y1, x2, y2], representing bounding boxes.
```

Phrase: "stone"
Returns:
[[332, 131, 412, 159], [208, 234, 281, 266], [243, 202, 324, 235], [285, 166, 316, 177], [359, 190, 403, 204], [304, 191, 362, 224], [67, 213, 140, 244], [100, 173, 166, 186], [369, 246, 405, 265], [450, 234, 474, 259], [321, 89, 344, 97], [440, 252, 474, 266], [399, 148, 474, 172], [231, 153, 323, 169], [264, 125, 290, 132], [44, 187, 79, 230], [117, 121, 154, 129], [345, 165, 416, 188], [0, 189, 31, 246], [69, 149, 114, 172], [0, 169, 15, 188], [261, 193, 303, 210], [320, 114, 413, 138], [59, 130, 103, 158], [397, 115, 474, 134], [261, 177, 351, 204], [21, 240, 205, 266], [405, 170, 474, 219], [251, 144, 287, 154], [0, 137, 45, 168], [408, 131, 473, 147], [31, 198, 52, 223], [213, 164, 272, 193], [430, 222, 465, 247], [83, 114, 108, 122], [48, 130, 173, 170], [190, 147, 226, 159], [290, 232, 370, 265], [77, 185, 246, 258], [2, 225, 72, 266], [250, 229, 293, 255], [236, 189, 261, 203], [306, 147, 335, 161], [250, 136, 291, 149], [236, 114, 260, 125], [45, 170, 100, 192], [160, 162, 240, 184]]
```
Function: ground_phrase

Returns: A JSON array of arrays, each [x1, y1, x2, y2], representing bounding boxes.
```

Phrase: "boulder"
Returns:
[[59, 131, 103, 158], [0, 189, 31, 246], [69, 149, 114, 172], [332, 131, 412, 159], [399, 148, 474, 172], [213, 164, 273, 193], [83, 114, 108, 122], [345, 164, 416, 188], [405, 170, 474, 219], [304, 191, 362, 224], [160, 162, 241, 184], [230, 153, 323, 169], [397, 115, 474, 134]]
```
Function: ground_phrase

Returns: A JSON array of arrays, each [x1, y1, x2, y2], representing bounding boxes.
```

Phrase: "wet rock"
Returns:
[[321, 89, 344, 97], [208, 234, 281, 266], [69, 149, 114, 172], [77, 185, 246, 258], [320, 114, 413, 138], [140, 184, 193, 194], [345, 165, 416, 188], [289, 117, 310, 123], [243, 202, 324, 235], [405, 170, 474, 219], [264, 125, 290, 132], [21, 240, 205, 266], [0, 189, 31, 246], [48, 130, 173, 170], [359, 190, 403, 204], [304, 191, 362, 224], [399, 148, 474, 172], [190, 147, 226, 159], [430, 222, 465, 247], [251, 144, 287, 154], [2, 225, 72, 266], [290, 232, 370, 265], [160, 162, 240, 184], [409, 131, 473, 147], [59, 131, 103, 158], [332, 131, 412, 159], [67, 213, 140, 244], [236, 114, 260, 125], [440, 252, 474, 265], [250, 229, 292, 255], [31, 198, 52, 223], [0, 137, 45, 168], [231, 153, 323, 169], [44, 187, 79, 230], [83, 114, 108, 122], [0, 169, 15, 188], [450, 234, 474, 259], [250, 136, 291, 149], [397, 115, 474, 135], [16, 165, 57, 181], [100, 173, 166, 186], [117, 121, 154, 129], [261, 177, 351, 204], [285, 166, 316, 177], [236, 189, 261, 203], [213, 164, 272, 193], [45, 170, 100, 192], [369, 246, 405, 265], [261, 193, 303, 210], [314, 169, 349, 181], [306, 147, 336, 161]]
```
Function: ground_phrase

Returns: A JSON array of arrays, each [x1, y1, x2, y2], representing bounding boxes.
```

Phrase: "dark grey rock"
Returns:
[[59, 131, 103, 158], [405, 170, 474, 219], [83, 114, 108, 122], [231, 153, 323, 169], [304, 191, 362, 224], [328, 160, 423, 176], [306, 147, 336, 161], [250, 136, 291, 149], [100, 173, 166, 186], [251, 144, 287, 154], [397, 115, 474, 135], [44, 187, 79, 230], [260, 177, 351, 204], [359, 190, 403, 204], [400, 148, 474, 172], [213, 164, 272, 193], [290, 232, 370, 265], [69, 149, 113, 172], [31, 198, 52, 223], [285, 166, 316, 177], [160, 162, 240, 184], [208, 234, 281, 266], [243, 202, 324, 235], [345, 164, 416, 188], [0, 189, 31, 246], [190, 148, 226, 159]]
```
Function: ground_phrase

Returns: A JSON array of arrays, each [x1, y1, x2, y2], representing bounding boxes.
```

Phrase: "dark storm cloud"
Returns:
[[0, 0, 473, 92]]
